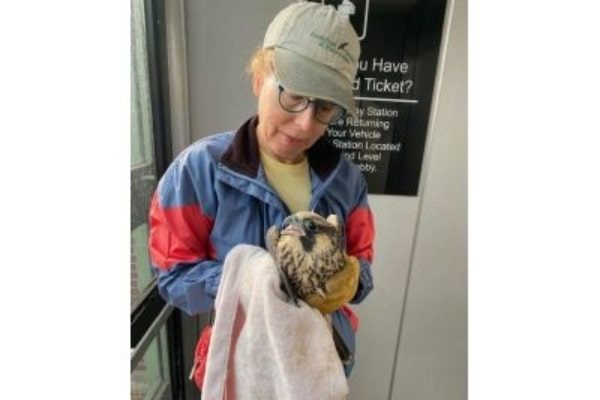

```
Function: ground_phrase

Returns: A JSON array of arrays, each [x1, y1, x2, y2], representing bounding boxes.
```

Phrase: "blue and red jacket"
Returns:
[[148, 116, 375, 369]]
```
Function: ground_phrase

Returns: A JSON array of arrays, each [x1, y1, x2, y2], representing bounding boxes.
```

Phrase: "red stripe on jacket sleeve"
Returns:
[[149, 193, 216, 270], [346, 207, 375, 263]]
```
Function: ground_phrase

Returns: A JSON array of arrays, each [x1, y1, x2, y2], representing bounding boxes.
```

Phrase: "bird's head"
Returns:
[[279, 211, 343, 253]]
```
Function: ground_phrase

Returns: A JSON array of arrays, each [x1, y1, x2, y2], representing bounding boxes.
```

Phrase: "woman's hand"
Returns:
[[304, 255, 360, 314]]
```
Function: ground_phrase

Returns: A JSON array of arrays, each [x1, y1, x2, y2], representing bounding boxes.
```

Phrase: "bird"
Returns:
[[266, 211, 346, 306]]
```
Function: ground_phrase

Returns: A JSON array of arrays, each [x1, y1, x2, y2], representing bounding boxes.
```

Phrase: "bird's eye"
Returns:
[[304, 220, 317, 232]]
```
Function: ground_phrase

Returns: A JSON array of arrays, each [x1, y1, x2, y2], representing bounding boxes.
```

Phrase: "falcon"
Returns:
[[266, 211, 346, 306]]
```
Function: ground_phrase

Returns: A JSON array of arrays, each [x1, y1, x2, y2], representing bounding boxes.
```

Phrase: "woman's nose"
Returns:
[[293, 104, 319, 131]]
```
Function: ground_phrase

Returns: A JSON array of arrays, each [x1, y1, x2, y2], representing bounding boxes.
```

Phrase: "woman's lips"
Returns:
[[280, 132, 304, 146]]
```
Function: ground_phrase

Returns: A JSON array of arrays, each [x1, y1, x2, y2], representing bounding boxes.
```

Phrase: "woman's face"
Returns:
[[254, 74, 328, 164]]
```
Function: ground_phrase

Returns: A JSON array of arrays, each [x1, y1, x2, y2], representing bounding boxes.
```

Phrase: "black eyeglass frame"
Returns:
[[277, 84, 346, 125]]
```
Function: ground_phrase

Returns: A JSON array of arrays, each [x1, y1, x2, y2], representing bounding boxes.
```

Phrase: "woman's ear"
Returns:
[[252, 72, 265, 97]]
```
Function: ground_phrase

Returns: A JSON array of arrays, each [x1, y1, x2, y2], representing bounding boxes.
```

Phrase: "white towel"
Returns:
[[201, 244, 348, 400]]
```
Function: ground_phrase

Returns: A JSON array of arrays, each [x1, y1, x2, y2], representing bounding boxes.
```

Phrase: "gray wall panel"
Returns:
[[184, 0, 291, 142], [348, 196, 419, 400], [391, 0, 467, 398]]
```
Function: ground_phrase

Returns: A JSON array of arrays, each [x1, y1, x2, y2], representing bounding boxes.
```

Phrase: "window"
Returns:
[[131, 326, 172, 400], [131, 0, 157, 308], [131, 0, 183, 399]]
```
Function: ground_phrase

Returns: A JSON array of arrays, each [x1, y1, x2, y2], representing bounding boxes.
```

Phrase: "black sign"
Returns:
[[311, 0, 447, 195]]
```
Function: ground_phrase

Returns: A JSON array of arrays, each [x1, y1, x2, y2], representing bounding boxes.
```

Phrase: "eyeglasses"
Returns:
[[277, 84, 345, 125]]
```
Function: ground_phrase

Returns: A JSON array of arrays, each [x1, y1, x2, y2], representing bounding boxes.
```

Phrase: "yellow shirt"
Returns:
[[259, 149, 311, 213]]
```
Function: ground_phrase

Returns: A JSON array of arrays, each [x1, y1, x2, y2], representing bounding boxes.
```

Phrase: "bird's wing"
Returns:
[[266, 226, 300, 307]]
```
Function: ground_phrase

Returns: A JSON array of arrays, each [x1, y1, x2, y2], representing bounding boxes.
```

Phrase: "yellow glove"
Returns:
[[304, 255, 360, 314]]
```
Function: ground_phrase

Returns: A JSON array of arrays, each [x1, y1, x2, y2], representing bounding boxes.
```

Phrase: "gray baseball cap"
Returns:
[[263, 2, 360, 116]]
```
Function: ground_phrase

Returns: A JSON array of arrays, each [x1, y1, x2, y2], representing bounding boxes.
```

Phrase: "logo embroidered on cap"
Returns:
[[310, 32, 355, 64]]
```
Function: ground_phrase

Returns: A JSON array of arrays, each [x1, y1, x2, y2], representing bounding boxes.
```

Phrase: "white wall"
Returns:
[[177, 1, 467, 398]]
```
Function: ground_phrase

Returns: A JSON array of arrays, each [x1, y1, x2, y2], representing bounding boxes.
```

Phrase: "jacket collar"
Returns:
[[220, 116, 341, 180]]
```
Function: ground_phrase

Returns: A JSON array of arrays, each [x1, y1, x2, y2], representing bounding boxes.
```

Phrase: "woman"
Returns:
[[149, 1, 375, 376]]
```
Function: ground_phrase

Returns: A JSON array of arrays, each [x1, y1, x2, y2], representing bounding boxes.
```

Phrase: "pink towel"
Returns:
[[201, 244, 348, 400]]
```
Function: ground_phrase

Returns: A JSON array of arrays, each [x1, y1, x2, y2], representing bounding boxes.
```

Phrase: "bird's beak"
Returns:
[[280, 216, 306, 237], [281, 224, 305, 237]]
